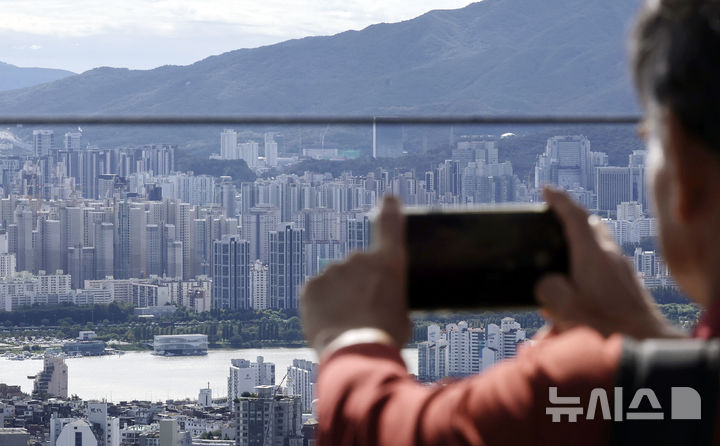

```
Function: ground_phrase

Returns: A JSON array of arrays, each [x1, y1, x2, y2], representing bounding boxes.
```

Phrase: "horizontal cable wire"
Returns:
[[0, 115, 642, 126]]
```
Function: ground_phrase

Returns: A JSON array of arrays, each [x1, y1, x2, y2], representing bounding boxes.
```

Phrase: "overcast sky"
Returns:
[[0, 0, 472, 73]]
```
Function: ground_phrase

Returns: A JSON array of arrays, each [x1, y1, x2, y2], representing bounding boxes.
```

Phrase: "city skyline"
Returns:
[[0, 127, 676, 314]]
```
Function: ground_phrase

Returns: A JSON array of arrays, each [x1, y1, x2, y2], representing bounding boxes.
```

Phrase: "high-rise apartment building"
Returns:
[[346, 215, 370, 254], [239, 141, 259, 168], [220, 177, 236, 218], [114, 200, 131, 279], [228, 357, 275, 408], [33, 129, 54, 157], [534, 135, 594, 191], [64, 132, 81, 151], [596, 166, 633, 213], [220, 129, 238, 160], [304, 240, 342, 277], [269, 223, 304, 309], [250, 260, 268, 310], [482, 317, 527, 370], [175, 202, 194, 280], [285, 359, 318, 413], [241, 206, 280, 263], [128, 206, 147, 278], [234, 385, 303, 446], [198, 387, 212, 407], [15, 207, 33, 273], [417, 324, 448, 382], [212, 235, 251, 310], [94, 222, 114, 279], [264, 133, 278, 168], [446, 321, 485, 377], [146, 224, 163, 276]]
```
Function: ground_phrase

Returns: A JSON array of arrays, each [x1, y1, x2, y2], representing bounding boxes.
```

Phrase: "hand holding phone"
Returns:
[[401, 205, 569, 310]]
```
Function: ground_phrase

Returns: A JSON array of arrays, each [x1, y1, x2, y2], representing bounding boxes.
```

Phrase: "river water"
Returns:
[[0, 348, 418, 402]]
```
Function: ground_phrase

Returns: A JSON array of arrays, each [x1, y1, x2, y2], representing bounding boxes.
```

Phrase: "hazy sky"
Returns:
[[0, 0, 472, 73]]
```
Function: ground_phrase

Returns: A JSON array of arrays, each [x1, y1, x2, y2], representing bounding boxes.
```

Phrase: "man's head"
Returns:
[[632, 0, 720, 304]]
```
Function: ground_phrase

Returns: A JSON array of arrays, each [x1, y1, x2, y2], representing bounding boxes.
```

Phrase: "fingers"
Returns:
[[543, 187, 594, 248], [372, 195, 405, 255]]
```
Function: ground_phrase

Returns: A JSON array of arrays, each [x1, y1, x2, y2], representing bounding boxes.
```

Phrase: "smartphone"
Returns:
[[403, 205, 569, 310]]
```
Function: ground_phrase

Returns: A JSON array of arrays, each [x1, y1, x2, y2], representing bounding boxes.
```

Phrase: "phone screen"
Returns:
[[404, 205, 569, 310]]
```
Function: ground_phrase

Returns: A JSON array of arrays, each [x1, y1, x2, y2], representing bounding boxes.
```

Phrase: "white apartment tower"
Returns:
[[285, 359, 318, 413], [264, 133, 278, 167], [239, 141, 259, 168], [417, 324, 449, 382], [446, 321, 485, 377], [250, 260, 268, 310], [228, 356, 275, 409], [221, 129, 238, 160], [198, 387, 212, 407]]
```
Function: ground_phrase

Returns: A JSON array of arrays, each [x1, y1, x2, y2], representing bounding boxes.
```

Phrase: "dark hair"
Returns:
[[632, 0, 720, 149]]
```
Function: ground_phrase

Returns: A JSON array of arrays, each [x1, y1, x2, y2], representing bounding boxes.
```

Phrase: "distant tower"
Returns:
[[63, 132, 81, 151], [241, 206, 281, 263], [239, 141, 259, 168], [115, 199, 131, 279], [372, 118, 377, 158], [221, 129, 238, 160], [534, 135, 594, 191], [146, 224, 162, 276], [265, 133, 278, 168], [33, 129, 54, 157], [234, 386, 303, 445], [128, 206, 147, 278], [199, 385, 212, 407], [221, 176, 236, 218], [15, 207, 34, 273]]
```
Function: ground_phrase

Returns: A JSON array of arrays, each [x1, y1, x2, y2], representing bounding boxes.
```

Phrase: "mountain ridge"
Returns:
[[0, 0, 644, 118], [0, 61, 75, 92]]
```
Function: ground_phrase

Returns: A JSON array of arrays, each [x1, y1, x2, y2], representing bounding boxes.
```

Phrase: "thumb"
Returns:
[[373, 195, 405, 254], [535, 274, 579, 325]]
